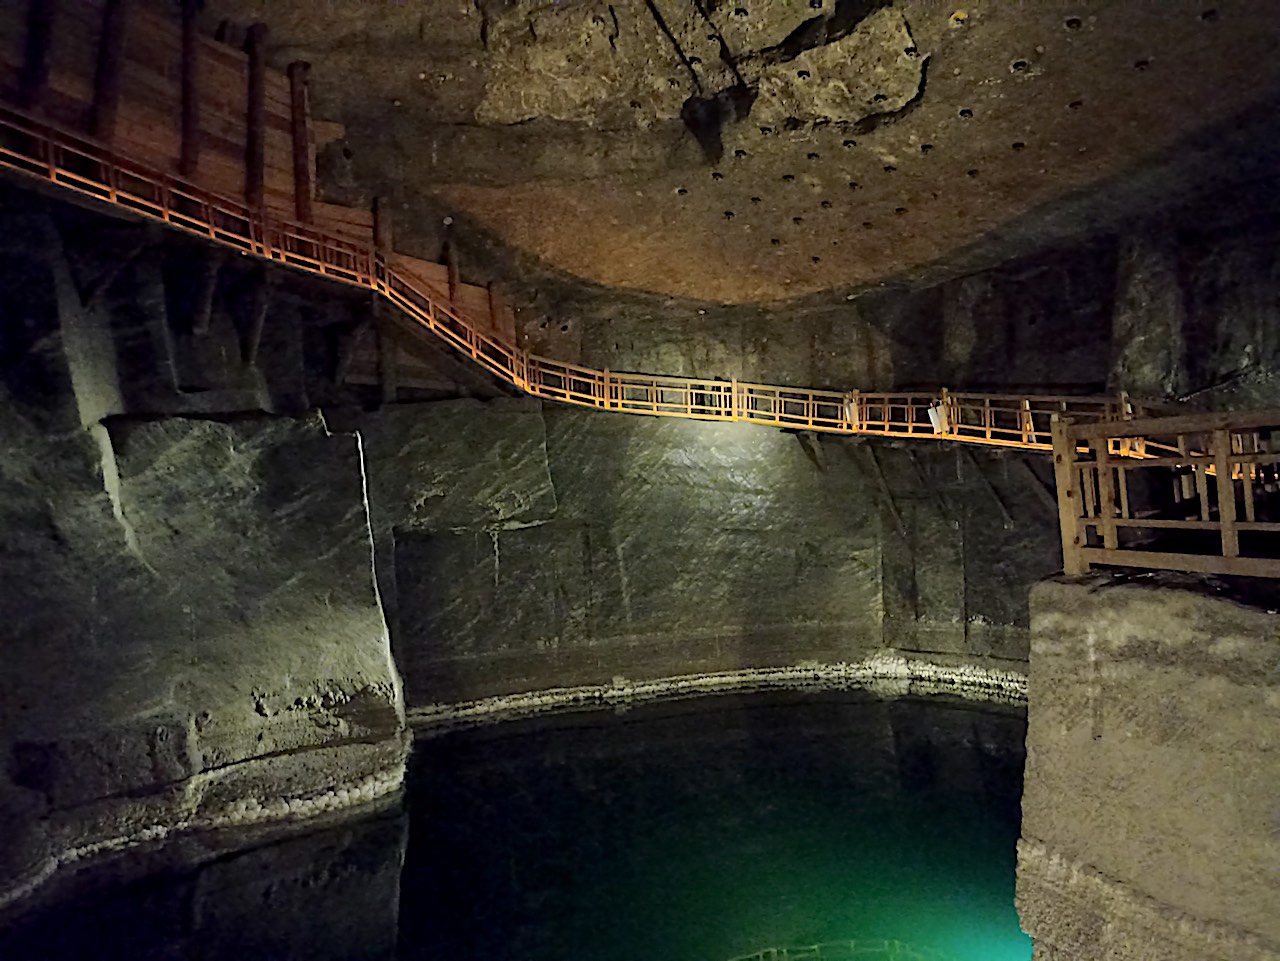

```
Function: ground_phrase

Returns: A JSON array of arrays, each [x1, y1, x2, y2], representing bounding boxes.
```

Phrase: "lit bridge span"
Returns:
[[2, 104, 1278, 580]]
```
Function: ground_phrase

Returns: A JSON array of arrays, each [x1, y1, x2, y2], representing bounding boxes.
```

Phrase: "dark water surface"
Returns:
[[0, 692, 1031, 961]]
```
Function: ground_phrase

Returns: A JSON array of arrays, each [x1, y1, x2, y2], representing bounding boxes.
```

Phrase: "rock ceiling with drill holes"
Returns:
[[202, 0, 1280, 304]]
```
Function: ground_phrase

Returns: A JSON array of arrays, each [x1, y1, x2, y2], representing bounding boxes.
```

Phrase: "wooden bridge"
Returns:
[[1, 0, 1279, 580]]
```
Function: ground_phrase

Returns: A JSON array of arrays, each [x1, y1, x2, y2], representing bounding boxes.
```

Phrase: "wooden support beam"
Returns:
[[1051, 417, 1088, 576], [373, 297, 398, 404], [863, 445, 907, 536], [287, 61, 314, 223], [964, 447, 1015, 530], [179, 0, 201, 178], [445, 229, 460, 303], [191, 251, 222, 336], [333, 317, 368, 386], [91, 0, 130, 142], [372, 196, 393, 256], [244, 265, 270, 365], [244, 22, 268, 208], [19, 0, 56, 111]]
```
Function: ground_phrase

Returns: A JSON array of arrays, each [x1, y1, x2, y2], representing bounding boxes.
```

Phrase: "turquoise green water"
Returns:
[[402, 693, 1032, 961]]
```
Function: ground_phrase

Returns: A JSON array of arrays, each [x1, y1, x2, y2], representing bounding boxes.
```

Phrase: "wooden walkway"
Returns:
[[0, 102, 1155, 450], [2, 1, 1279, 581]]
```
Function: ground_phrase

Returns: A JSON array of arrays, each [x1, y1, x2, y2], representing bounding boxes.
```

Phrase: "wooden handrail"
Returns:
[[0, 102, 1149, 452]]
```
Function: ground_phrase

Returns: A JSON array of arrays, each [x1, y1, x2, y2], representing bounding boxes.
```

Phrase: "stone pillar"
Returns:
[[1018, 578, 1280, 961]]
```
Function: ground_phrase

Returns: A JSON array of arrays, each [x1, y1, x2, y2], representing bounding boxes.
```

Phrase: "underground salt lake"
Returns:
[[0, 691, 1033, 961]]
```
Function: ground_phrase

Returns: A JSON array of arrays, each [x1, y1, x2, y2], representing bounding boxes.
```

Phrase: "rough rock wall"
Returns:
[[1018, 579, 1280, 961], [363, 399, 1061, 708], [0, 200, 408, 906]]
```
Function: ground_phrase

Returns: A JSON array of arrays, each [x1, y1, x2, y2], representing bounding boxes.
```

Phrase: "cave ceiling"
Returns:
[[200, 0, 1280, 304]]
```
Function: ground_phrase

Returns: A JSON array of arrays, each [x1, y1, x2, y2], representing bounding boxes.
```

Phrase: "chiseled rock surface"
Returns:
[[0, 221, 407, 903], [361, 397, 556, 532], [1019, 578, 1280, 960]]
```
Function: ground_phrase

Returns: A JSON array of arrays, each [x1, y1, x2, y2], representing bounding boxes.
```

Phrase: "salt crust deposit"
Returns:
[[0, 764, 405, 912], [409, 653, 1027, 732]]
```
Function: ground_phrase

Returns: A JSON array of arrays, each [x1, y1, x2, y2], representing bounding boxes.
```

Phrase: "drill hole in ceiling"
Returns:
[[1010, 59, 1030, 73], [807, 152, 820, 160], [559, 324, 569, 332], [677, 187, 688, 195], [862, 221, 874, 229], [1012, 141, 1027, 151], [958, 107, 974, 119], [1064, 16, 1083, 30], [872, 93, 888, 103], [848, 180, 861, 190], [751, 196, 763, 204], [734, 7, 748, 17], [1201, 8, 1219, 21], [782, 173, 796, 182], [771, 238, 781, 246], [724, 211, 735, 220], [797, 70, 811, 80], [734, 149, 748, 158], [883, 164, 897, 173], [894, 207, 907, 215], [820, 200, 832, 208], [812, 256, 821, 264], [1068, 99, 1084, 110], [967, 168, 980, 177], [760, 126, 774, 136], [1134, 58, 1152, 70], [793, 216, 804, 224], [711, 171, 724, 180], [843, 139, 857, 148], [920, 143, 934, 154]]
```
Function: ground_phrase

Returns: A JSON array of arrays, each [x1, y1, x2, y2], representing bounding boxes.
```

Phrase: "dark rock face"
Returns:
[[0, 199, 407, 907], [369, 401, 1060, 708]]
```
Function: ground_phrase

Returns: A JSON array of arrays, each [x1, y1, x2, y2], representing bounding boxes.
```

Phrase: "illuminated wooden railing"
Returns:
[[727, 940, 959, 961], [1053, 409, 1280, 578], [0, 102, 1157, 453]]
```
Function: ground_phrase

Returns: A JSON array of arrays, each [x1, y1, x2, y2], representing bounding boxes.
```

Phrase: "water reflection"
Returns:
[[0, 692, 1030, 961], [403, 692, 1031, 961]]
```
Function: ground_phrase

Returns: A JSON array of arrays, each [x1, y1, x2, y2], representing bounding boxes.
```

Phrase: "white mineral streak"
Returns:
[[409, 654, 1026, 732], [0, 763, 405, 912]]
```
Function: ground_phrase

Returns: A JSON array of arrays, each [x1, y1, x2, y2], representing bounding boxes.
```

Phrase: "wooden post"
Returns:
[[374, 298, 397, 405], [1214, 428, 1239, 558], [244, 265, 270, 364], [445, 228, 460, 304], [1093, 437, 1118, 550], [287, 61, 314, 222], [372, 196, 393, 254], [91, 0, 130, 141], [1051, 416, 1088, 576], [179, 0, 200, 177], [19, 0, 56, 110], [191, 251, 222, 336], [244, 22, 267, 208]]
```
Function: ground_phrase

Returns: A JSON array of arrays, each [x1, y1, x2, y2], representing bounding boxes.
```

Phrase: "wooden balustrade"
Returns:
[[10, 99, 1280, 580], [0, 99, 1157, 451], [1053, 409, 1280, 578]]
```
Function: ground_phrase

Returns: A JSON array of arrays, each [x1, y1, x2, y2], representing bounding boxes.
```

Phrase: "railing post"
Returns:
[[1215, 428, 1240, 558], [1052, 416, 1088, 576], [602, 368, 611, 409], [1093, 435, 1118, 550]]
